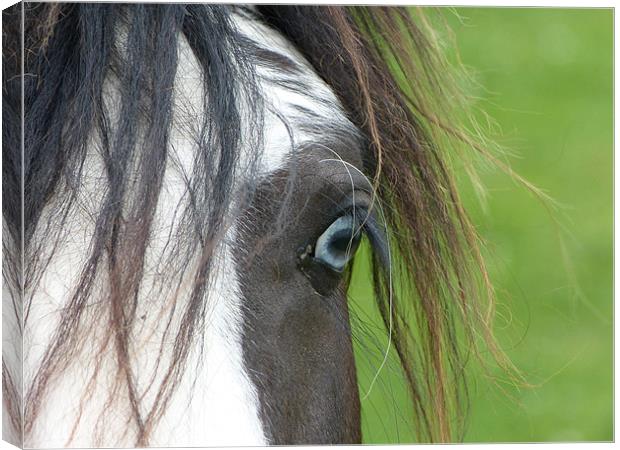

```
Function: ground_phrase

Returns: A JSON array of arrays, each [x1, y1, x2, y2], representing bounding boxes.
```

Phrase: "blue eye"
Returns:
[[313, 214, 362, 272]]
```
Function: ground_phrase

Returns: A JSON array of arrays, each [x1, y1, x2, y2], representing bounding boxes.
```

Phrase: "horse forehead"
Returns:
[[172, 10, 360, 181], [234, 11, 360, 173]]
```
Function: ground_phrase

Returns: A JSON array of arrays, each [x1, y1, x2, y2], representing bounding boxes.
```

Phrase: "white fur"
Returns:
[[2, 228, 22, 447], [14, 8, 354, 448]]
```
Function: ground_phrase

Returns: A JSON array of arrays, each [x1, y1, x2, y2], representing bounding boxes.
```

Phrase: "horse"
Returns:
[[2, 3, 511, 447]]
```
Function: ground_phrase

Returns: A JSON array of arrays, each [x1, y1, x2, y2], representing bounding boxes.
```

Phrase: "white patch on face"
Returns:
[[233, 11, 357, 174], [19, 7, 354, 448], [145, 239, 266, 447]]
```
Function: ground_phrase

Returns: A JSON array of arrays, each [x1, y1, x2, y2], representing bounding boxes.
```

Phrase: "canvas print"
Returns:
[[2, 2, 613, 448]]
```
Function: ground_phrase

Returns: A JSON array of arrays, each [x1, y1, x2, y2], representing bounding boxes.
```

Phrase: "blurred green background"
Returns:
[[349, 7, 613, 443]]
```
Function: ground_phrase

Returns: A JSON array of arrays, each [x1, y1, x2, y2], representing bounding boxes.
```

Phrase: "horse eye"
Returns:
[[313, 214, 362, 272]]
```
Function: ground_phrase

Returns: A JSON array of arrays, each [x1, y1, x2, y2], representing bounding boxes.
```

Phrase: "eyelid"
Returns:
[[346, 205, 389, 268]]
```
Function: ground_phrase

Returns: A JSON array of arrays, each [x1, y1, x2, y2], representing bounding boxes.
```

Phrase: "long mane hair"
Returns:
[[3, 3, 519, 444]]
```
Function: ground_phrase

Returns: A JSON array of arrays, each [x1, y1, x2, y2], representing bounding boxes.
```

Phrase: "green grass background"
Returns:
[[349, 7, 613, 443]]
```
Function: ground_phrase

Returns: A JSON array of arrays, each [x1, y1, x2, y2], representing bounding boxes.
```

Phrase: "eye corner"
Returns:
[[296, 241, 345, 296]]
